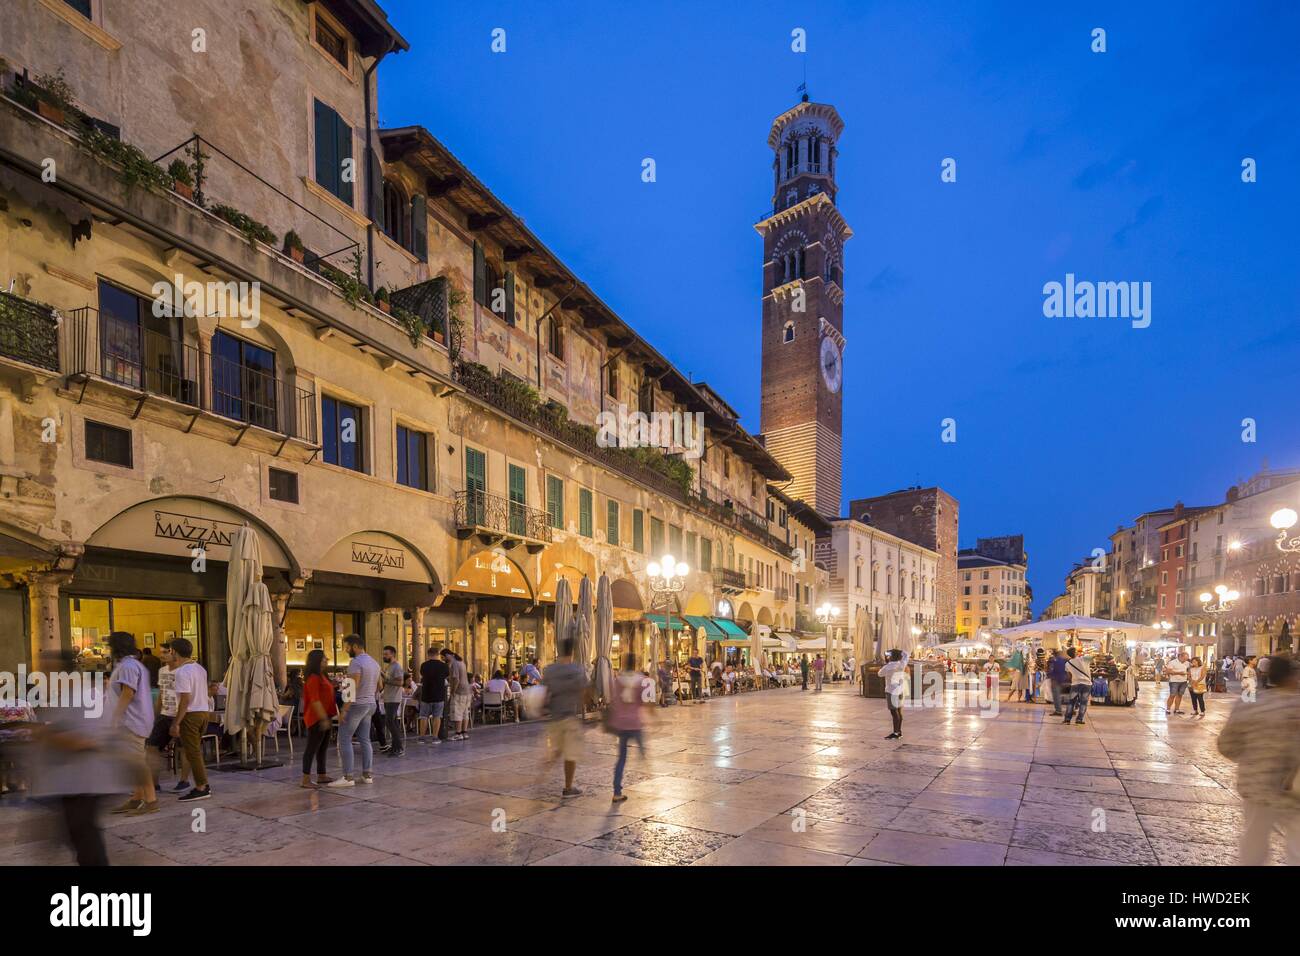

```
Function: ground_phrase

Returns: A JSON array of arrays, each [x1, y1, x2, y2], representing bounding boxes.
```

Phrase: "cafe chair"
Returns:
[[273, 704, 295, 755], [481, 690, 506, 724]]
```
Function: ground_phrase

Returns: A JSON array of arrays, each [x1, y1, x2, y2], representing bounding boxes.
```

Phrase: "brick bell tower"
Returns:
[[758, 96, 851, 518]]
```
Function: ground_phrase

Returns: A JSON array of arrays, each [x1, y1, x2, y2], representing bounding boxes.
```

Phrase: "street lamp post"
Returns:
[[816, 601, 840, 671], [1270, 508, 1300, 553], [646, 554, 688, 701], [1198, 584, 1239, 660]]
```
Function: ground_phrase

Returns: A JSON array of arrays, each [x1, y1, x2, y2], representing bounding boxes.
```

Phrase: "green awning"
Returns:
[[644, 613, 684, 631], [713, 617, 749, 639], [684, 615, 726, 638]]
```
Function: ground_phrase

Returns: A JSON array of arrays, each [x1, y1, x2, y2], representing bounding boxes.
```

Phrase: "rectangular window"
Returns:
[[321, 395, 365, 472], [700, 537, 712, 572], [632, 509, 644, 553], [669, 524, 683, 557], [606, 500, 620, 546], [314, 11, 349, 68], [85, 420, 131, 467], [269, 467, 299, 503], [607, 361, 618, 398], [650, 517, 664, 556], [396, 425, 428, 491], [508, 464, 527, 536], [685, 531, 697, 568], [546, 475, 565, 530], [313, 98, 353, 206], [578, 487, 593, 538], [211, 331, 276, 429]]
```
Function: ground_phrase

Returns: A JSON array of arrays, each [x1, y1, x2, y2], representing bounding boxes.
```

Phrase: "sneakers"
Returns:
[[430, 738, 443, 746], [178, 786, 211, 802], [884, 732, 900, 740], [611, 793, 628, 803], [171, 780, 192, 793], [360, 773, 374, 784], [126, 801, 159, 815], [111, 799, 142, 814], [1075, 720, 1086, 725], [1061, 718, 1072, 724], [387, 749, 405, 758], [326, 777, 356, 789], [561, 787, 583, 797]]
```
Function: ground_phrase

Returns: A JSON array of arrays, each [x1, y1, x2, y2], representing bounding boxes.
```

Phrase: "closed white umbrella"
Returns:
[[646, 621, 661, 681], [222, 525, 278, 765], [853, 614, 869, 669], [552, 576, 573, 664], [574, 576, 593, 679], [749, 620, 764, 674], [593, 573, 614, 702]]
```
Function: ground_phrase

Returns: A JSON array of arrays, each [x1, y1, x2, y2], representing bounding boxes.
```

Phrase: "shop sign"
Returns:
[[352, 542, 404, 575], [153, 510, 242, 549]]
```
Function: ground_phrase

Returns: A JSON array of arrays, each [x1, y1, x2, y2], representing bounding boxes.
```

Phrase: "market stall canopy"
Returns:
[[996, 617, 1167, 640], [928, 638, 992, 654], [713, 618, 749, 639], [645, 613, 685, 631], [772, 631, 799, 651]]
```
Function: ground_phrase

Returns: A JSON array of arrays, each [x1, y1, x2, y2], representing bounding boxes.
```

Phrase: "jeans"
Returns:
[[1063, 684, 1090, 722], [814, 670, 824, 692], [383, 701, 404, 752], [612, 730, 644, 795], [372, 701, 387, 747], [302, 723, 330, 775], [1049, 679, 1064, 713], [690, 673, 702, 699], [337, 703, 374, 778], [1189, 690, 1206, 714]]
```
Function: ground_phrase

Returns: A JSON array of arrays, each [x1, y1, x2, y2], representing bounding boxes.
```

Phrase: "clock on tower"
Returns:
[[757, 97, 852, 518]]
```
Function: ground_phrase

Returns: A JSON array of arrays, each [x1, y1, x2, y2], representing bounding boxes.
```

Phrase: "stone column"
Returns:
[[28, 571, 70, 662], [541, 611, 555, 666], [410, 606, 427, 671], [270, 591, 290, 691]]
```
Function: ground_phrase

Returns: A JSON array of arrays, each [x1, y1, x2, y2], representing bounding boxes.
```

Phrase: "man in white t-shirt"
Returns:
[[329, 635, 380, 787], [1164, 651, 1190, 716], [147, 641, 192, 792], [168, 637, 212, 801]]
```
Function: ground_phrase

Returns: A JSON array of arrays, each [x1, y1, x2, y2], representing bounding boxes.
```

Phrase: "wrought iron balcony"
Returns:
[[0, 291, 60, 372], [65, 306, 317, 443], [713, 566, 747, 594], [455, 488, 551, 551]]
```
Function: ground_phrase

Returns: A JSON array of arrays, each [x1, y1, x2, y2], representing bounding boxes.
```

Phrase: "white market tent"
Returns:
[[928, 638, 992, 654], [995, 616, 1167, 644]]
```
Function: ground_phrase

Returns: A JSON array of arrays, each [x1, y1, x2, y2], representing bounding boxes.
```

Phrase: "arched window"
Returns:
[[382, 178, 411, 251], [782, 321, 795, 343]]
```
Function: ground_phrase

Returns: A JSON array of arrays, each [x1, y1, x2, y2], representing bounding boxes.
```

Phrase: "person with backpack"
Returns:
[[609, 652, 652, 802], [1062, 645, 1093, 725]]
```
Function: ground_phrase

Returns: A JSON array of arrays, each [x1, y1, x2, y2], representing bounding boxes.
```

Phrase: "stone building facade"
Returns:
[[0, 0, 817, 677]]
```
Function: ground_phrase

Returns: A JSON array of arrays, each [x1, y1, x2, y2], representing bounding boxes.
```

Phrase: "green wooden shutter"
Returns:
[[335, 115, 354, 205], [313, 99, 331, 190], [579, 488, 593, 537], [473, 242, 486, 306], [508, 464, 526, 536], [606, 500, 620, 546], [411, 194, 428, 259], [632, 509, 644, 553], [465, 447, 486, 525], [504, 270, 515, 326], [546, 475, 564, 529], [368, 147, 384, 230]]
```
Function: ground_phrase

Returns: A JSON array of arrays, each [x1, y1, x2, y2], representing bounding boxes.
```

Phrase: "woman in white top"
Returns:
[[880, 649, 910, 739], [1241, 656, 1258, 698]]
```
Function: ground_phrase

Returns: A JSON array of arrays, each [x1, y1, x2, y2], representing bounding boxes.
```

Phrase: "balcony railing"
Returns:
[[65, 306, 317, 443], [455, 488, 552, 545], [713, 567, 747, 592], [0, 291, 60, 372]]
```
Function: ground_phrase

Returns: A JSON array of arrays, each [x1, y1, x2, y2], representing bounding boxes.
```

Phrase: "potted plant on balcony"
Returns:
[[168, 159, 194, 200], [282, 230, 306, 264], [32, 69, 75, 126], [374, 286, 391, 313]]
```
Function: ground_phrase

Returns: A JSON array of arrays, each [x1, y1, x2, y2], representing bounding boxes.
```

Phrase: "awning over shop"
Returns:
[[684, 615, 726, 638], [644, 613, 685, 631], [772, 631, 799, 651], [713, 617, 749, 639]]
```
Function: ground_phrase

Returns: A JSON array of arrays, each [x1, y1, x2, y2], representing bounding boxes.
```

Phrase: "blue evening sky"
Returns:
[[377, 1, 1300, 614]]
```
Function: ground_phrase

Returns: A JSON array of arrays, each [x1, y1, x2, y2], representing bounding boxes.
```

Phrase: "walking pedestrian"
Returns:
[[687, 651, 704, 700], [168, 638, 212, 802], [1062, 646, 1092, 725], [106, 631, 158, 816], [1257, 654, 1272, 689], [379, 645, 405, 757], [1241, 656, 1259, 699], [610, 652, 651, 802], [880, 649, 910, 739], [657, 658, 672, 706], [418, 645, 449, 743], [542, 636, 591, 797], [327, 634, 379, 788], [1216, 656, 1300, 865], [445, 649, 472, 740], [799, 654, 809, 691], [29, 648, 132, 866], [1187, 657, 1209, 718], [1004, 648, 1024, 702], [813, 653, 825, 692], [1233, 656, 1245, 682], [982, 657, 1000, 701], [1047, 649, 1067, 715], [146, 640, 191, 794], [1165, 651, 1190, 716], [300, 649, 336, 787]]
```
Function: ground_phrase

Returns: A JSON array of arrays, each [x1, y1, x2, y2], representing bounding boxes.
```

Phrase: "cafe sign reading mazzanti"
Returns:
[[352, 541, 405, 575], [153, 510, 244, 550]]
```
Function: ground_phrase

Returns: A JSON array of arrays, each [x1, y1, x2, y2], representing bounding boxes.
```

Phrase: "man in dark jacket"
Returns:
[[799, 654, 810, 691], [1047, 649, 1068, 715]]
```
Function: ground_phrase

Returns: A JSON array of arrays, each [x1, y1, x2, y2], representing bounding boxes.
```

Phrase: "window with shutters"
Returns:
[[313, 99, 353, 206], [578, 487, 593, 538], [606, 500, 620, 546], [473, 243, 513, 324], [546, 317, 565, 359], [669, 523, 682, 558], [395, 425, 429, 491], [632, 509, 644, 553], [700, 538, 713, 572], [685, 531, 697, 568], [382, 179, 412, 251], [649, 517, 664, 556], [508, 464, 527, 536], [546, 475, 564, 530], [312, 7, 350, 71]]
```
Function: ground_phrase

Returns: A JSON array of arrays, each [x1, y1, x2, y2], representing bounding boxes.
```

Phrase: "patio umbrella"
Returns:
[[574, 576, 593, 679], [593, 573, 614, 702], [749, 621, 763, 674], [853, 614, 869, 669], [552, 576, 573, 664], [221, 525, 278, 764], [646, 621, 661, 681]]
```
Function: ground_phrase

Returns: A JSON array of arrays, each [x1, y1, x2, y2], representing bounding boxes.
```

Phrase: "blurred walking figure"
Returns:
[[542, 636, 591, 797], [610, 652, 651, 802], [1241, 656, 1259, 698], [799, 654, 810, 691], [300, 649, 336, 787], [880, 649, 910, 740], [29, 649, 132, 865], [1047, 649, 1067, 715], [107, 631, 157, 816], [1216, 656, 1300, 865], [656, 658, 672, 706], [813, 653, 825, 692]]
